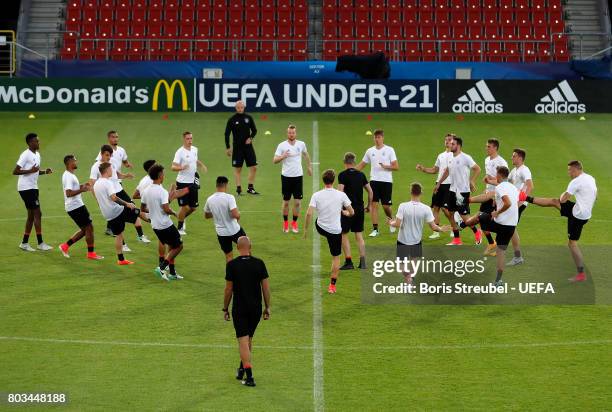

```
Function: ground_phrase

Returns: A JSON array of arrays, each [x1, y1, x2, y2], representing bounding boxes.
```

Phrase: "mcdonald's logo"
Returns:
[[152, 79, 189, 111]]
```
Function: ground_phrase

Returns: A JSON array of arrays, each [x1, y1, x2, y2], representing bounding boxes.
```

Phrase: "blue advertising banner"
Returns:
[[195, 79, 438, 112]]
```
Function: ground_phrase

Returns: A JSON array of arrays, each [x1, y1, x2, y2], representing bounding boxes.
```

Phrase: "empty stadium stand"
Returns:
[[59, 0, 569, 62], [61, 0, 309, 61]]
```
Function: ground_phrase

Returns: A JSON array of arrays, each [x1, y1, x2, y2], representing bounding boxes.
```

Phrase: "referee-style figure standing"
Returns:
[[225, 100, 259, 196], [223, 236, 271, 387]]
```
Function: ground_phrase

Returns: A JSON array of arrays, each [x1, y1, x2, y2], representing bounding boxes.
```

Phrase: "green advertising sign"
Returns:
[[0, 79, 194, 112]]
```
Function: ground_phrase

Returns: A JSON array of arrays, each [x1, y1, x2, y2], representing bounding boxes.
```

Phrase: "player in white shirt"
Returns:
[[205, 176, 247, 262], [90, 145, 147, 250], [416, 133, 456, 239], [436, 136, 482, 246], [132, 160, 157, 207], [172, 131, 208, 235], [142, 164, 185, 282], [13, 133, 53, 252], [304, 169, 355, 294], [356, 129, 399, 237], [525, 160, 597, 282], [507, 148, 533, 266], [480, 139, 508, 256], [387, 183, 450, 283], [273, 124, 313, 233], [58, 155, 103, 260], [462, 166, 519, 286], [93, 162, 148, 265], [95, 131, 134, 236]]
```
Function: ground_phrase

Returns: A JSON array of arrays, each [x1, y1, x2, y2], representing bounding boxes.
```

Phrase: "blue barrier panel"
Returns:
[[43, 60, 581, 80], [195, 79, 438, 112]]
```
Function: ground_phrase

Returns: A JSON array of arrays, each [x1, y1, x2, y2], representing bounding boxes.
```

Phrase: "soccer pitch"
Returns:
[[1, 112, 611, 410]]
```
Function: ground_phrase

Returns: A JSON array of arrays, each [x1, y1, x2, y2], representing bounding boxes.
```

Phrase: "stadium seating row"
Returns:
[[61, 0, 569, 62]]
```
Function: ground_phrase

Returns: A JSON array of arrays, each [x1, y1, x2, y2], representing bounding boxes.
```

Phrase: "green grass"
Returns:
[[1, 112, 611, 411]]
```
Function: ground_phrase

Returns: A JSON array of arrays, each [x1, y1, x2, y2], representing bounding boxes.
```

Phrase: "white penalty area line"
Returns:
[[1, 336, 610, 352], [311, 120, 325, 412]]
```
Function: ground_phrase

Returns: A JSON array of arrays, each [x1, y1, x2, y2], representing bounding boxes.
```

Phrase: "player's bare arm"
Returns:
[[223, 280, 233, 321], [161, 203, 177, 217], [379, 160, 398, 171], [303, 206, 315, 239], [262, 278, 271, 320], [491, 195, 511, 219], [364, 183, 373, 212], [230, 207, 240, 221], [273, 150, 290, 164], [303, 151, 313, 176], [13, 164, 41, 175], [470, 163, 481, 192], [416, 163, 439, 174]]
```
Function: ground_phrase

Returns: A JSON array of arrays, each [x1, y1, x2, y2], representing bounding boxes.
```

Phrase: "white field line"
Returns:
[[1, 336, 610, 352], [311, 120, 325, 412]]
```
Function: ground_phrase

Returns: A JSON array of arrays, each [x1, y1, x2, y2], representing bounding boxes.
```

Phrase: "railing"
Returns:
[[7, 42, 48, 78], [554, 32, 612, 59], [65, 37, 560, 63]]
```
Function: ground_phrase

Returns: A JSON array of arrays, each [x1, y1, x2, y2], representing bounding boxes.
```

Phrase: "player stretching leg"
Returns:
[[524, 160, 597, 282]]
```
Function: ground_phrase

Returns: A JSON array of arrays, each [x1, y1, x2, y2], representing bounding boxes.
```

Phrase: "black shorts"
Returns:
[[370, 181, 392, 205], [341, 206, 365, 233], [232, 308, 262, 338], [396, 241, 423, 259], [479, 199, 495, 214], [115, 188, 132, 203], [517, 204, 527, 223], [232, 144, 257, 168], [67, 205, 92, 229], [446, 191, 471, 215], [281, 175, 303, 201], [176, 181, 199, 208], [217, 227, 246, 254], [153, 225, 183, 249], [19, 189, 40, 210], [560, 201, 589, 241], [316, 221, 342, 257], [108, 206, 140, 236], [478, 213, 515, 246], [431, 184, 450, 208]]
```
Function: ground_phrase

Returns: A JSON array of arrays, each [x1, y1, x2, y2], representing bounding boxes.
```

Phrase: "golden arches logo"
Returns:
[[152, 79, 188, 111]]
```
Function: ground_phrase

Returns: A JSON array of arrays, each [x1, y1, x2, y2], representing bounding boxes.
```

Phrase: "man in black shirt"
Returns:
[[223, 236, 271, 387], [338, 152, 373, 270], [225, 100, 259, 195]]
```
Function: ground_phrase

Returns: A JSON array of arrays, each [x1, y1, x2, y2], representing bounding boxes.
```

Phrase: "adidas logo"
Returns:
[[535, 80, 586, 114], [452, 80, 503, 114]]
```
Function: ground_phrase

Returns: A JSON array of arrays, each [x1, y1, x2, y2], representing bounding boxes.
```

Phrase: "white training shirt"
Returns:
[[566, 172, 597, 220], [62, 170, 85, 212], [484, 155, 508, 192], [434, 151, 453, 184], [275, 140, 308, 177], [509, 164, 532, 191], [93, 177, 123, 221], [141, 183, 173, 230], [396, 201, 435, 245], [16, 149, 41, 191], [309, 188, 352, 234], [90, 161, 122, 193], [204, 192, 241, 236], [494, 181, 519, 226], [173, 146, 198, 184], [448, 152, 476, 194], [96, 146, 127, 182], [136, 175, 154, 199], [362, 145, 397, 183]]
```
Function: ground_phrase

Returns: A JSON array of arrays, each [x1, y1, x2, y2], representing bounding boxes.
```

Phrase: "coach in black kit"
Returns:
[[223, 236, 271, 387], [225, 100, 259, 195]]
